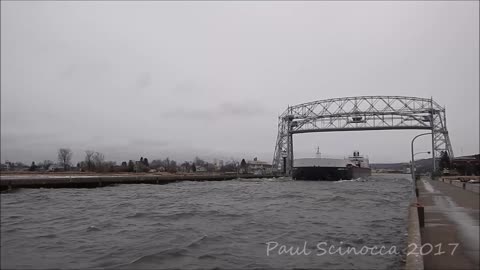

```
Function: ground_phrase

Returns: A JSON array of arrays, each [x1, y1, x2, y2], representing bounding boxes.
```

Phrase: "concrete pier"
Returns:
[[0, 173, 278, 191], [406, 198, 424, 270], [416, 178, 479, 270]]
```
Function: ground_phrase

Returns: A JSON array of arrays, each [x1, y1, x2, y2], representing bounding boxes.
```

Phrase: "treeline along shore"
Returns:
[[1, 147, 280, 192], [1, 148, 274, 176]]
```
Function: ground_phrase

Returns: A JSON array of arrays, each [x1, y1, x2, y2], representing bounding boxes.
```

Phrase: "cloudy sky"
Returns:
[[1, 1, 478, 164]]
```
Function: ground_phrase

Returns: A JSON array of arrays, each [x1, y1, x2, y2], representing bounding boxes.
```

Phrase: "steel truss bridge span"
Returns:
[[272, 96, 454, 174]]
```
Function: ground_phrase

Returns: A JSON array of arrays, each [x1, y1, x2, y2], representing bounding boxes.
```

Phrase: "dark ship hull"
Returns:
[[293, 166, 371, 181]]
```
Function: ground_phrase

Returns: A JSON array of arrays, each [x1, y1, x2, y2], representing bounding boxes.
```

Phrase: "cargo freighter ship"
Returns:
[[292, 150, 371, 181]]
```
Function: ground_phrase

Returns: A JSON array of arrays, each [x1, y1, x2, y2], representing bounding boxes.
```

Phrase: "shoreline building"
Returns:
[[247, 157, 272, 175]]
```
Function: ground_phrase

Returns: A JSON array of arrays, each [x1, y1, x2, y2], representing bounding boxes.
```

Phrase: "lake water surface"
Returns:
[[1, 174, 411, 269]]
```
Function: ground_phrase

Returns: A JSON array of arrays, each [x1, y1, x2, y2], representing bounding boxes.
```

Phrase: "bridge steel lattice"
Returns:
[[272, 96, 454, 174]]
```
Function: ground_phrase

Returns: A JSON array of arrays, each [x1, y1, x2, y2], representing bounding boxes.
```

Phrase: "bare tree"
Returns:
[[168, 160, 177, 173], [92, 152, 105, 172], [127, 160, 135, 172], [85, 150, 95, 171], [39, 160, 53, 170], [164, 157, 170, 169], [181, 161, 190, 172], [58, 148, 73, 171], [439, 151, 451, 171], [194, 156, 205, 167]]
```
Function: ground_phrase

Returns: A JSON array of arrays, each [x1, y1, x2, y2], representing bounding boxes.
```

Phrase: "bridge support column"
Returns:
[[430, 103, 436, 174], [431, 129, 436, 174], [287, 132, 293, 176], [284, 111, 295, 177]]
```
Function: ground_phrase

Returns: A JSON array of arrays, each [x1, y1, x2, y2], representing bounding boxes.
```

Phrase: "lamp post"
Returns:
[[411, 133, 433, 181]]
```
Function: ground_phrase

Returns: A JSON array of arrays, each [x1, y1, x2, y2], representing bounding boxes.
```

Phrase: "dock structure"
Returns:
[[0, 173, 278, 191], [411, 177, 479, 270]]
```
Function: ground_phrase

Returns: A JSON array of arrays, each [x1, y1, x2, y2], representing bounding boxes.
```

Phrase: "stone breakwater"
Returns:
[[0, 173, 278, 191]]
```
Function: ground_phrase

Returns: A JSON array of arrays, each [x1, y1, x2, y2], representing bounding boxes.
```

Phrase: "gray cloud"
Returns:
[[135, 72, 151, 90], [1, 1, 478, 164], [162, 100, 268, 120], [218, 101, 266, 116]]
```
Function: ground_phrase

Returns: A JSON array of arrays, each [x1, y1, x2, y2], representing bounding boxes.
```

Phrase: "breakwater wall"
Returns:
[[0, 174, 279, 191]]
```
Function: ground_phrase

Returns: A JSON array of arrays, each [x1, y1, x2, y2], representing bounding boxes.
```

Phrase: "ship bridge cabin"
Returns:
[[347, 151, 370, 168]]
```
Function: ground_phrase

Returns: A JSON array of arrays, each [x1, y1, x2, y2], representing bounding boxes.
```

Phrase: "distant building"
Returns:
[[452, 154, 480, 176], [402, 163, 411, 174], [48, 164, 64, 172], [247, 157, 272, 175], [196, 166, 207, 172], [215, 159, 224, 171], [0, 163, 10, 171]]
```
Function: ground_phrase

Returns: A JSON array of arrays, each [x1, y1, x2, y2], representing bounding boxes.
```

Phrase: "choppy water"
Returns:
[[1, 174, 411, 269]]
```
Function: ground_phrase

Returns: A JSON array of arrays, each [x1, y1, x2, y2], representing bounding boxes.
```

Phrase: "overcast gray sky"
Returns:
[[1, 1, 479, 164]]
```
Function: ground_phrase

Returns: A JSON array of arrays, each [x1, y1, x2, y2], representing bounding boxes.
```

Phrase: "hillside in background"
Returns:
[[371, 158, 434, 173]]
